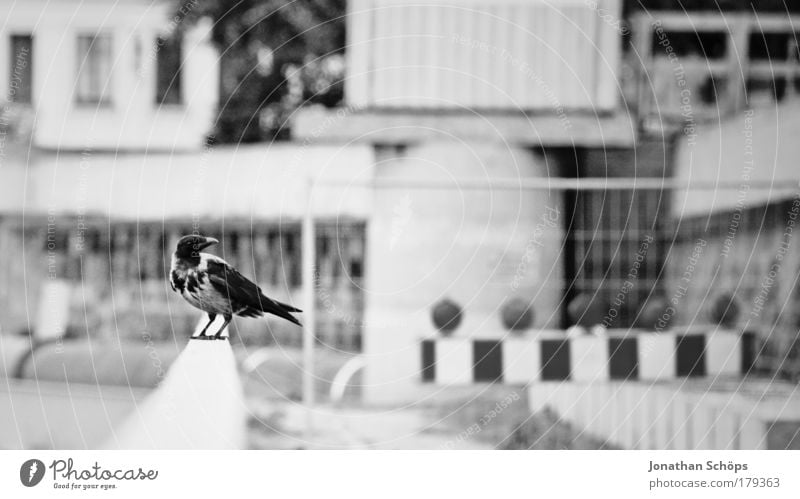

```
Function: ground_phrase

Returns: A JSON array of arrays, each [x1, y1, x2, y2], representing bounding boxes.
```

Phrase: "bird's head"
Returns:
[[175, 235, 219, 260]]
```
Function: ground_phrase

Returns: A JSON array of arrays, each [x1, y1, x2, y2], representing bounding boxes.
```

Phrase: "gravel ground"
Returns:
[[426, 384, 614, 450], [245, 380, 613, 450]]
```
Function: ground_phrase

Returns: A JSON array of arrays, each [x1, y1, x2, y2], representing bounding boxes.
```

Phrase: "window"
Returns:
[[76, 34, 112, 105], [155, 35, 182, 105], [564, 188, 667, 328], [650, 30, 727, 59], [748, 32, 791, 61], [9, 35, 32, 103]]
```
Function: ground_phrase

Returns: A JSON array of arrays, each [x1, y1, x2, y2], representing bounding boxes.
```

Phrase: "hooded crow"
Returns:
[[169, 234, 302, 340]]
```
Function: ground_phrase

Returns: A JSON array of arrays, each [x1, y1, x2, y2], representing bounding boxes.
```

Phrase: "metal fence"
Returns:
[[563, 181, 800, 381], [0, 218, 366, 350]]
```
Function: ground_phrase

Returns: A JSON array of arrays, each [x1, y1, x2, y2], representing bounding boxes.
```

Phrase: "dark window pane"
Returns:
[[76, 34, 112, 104], [9, 35, 32, 104], [651, 31, 727, 59], [565, 189, 666, 328], [156, 36, 182, 105], [749, 32, 789, 60]]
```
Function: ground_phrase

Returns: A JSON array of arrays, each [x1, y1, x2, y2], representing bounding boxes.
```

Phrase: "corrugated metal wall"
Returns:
[[346, 0, 621, 111]]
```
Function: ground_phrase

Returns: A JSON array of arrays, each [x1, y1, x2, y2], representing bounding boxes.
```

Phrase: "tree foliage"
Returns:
[[178, 0, 347, 143]]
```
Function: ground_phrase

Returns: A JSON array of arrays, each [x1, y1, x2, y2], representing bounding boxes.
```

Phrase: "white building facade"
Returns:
[[0, 0, 369, 347], [0, 0, 218, 152]]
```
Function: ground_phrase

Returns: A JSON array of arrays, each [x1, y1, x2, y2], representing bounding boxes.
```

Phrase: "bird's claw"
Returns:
[[191, 335, 216, 341]]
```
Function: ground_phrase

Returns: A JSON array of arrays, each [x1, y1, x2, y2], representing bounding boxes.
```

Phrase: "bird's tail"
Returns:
[[275, 299, 302, 313], [261, 296, 303, 326]]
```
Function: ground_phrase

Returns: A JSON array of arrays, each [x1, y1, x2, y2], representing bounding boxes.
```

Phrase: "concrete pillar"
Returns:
[[363, 141, 563, 403]]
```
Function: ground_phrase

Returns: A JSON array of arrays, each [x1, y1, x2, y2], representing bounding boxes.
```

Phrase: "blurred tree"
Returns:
[[177, 0, 346, 143]]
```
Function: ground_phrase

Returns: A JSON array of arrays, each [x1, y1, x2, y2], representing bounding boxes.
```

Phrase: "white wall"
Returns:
[[672, 101, 800, 218], [0, 0, 218, 151], [0, 143, 375, 220], [347, 0, 622, 111]]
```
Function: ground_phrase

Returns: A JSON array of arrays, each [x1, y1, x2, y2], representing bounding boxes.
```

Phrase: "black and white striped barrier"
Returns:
[[420, 329, 756, 385]]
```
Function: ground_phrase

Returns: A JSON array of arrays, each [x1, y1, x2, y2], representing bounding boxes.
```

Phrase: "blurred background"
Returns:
[[0, 0, 799, 450]]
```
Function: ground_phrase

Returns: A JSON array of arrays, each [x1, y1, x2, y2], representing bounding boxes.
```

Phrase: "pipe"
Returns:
[[329, 356, 366, 404]]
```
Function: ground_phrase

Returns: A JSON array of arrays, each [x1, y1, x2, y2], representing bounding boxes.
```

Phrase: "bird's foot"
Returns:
[[192, 334, 215, 341], [212, 334, 228, 341]]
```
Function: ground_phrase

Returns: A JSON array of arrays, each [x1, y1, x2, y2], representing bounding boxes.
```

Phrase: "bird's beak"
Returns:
[[198, 237, 219, 250]]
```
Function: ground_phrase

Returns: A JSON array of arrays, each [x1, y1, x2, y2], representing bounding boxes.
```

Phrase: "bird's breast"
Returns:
[[170, 269, 186, 292], [170, 258, 207, 294], [176, 269, 233, 314]]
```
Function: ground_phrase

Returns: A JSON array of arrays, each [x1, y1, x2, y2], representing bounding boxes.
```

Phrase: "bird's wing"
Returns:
[[204, 258, 262, 306], [204, 257, 302, 326]]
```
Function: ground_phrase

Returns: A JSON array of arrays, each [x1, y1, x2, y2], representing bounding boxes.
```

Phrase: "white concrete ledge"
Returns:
[[293, 108, 636, 147], [103, 340, 247, 450]]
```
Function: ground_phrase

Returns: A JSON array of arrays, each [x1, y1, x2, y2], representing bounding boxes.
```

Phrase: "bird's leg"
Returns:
[[194, 313, 216, 340], [212, 314, 232, 340]]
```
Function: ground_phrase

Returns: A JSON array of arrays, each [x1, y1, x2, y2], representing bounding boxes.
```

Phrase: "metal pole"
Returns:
[[301, 178, 316, 438], [303, 177, 800, 191]]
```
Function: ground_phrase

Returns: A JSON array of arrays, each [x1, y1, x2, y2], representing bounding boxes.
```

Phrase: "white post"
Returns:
[[301, 178, 316, 437]]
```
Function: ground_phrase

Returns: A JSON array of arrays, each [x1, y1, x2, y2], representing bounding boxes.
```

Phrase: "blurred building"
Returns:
[[293, 1, 800, 403], [294, 0, 646, 402], [653, 11, 800, 379], [0, 0, 798, 412], [0, 0, 365, 348], [0, 0, 217, 341]]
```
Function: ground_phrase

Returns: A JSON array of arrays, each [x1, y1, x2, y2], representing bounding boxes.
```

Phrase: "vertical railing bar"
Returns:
[[302, 178, 316, 438]]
